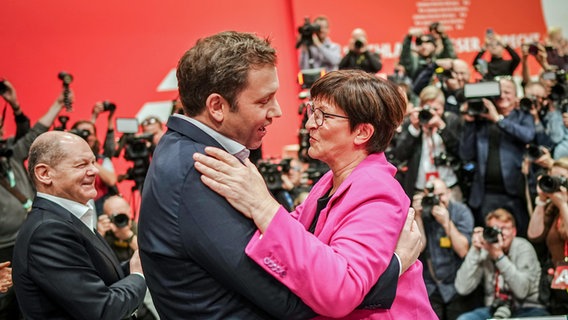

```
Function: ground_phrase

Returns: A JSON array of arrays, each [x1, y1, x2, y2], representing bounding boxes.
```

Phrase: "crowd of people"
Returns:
[[0, 15, 567, 320]]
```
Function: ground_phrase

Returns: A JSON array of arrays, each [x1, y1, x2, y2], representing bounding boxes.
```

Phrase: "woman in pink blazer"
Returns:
[[194, 70, 437, 319]]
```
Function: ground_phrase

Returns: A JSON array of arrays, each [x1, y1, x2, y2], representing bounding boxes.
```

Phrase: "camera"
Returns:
[[538, 174, 568, 193], [0, 139, 14, 180], [490, 296, 513, 318], [257, 158, 291, 192], [418, 105, 434, 124], [296, 17, 321, 48], [102, 101, 116, 112], [110, 213, 130, 228], [0, 139, 13, 159], [527, 42, 539, 56], [421, 193, 440, 211], [69, 128, 91, 141], [483, 225, 502, 244], [519, 97, 534, 113], [435, 67, 453, 80], [354, 39, 364, 50], [525, 143, 543, 160], [0, 80, 8, 96], [57, 71, 73, 85], [463, 81, 501, 116], [115, 121, 153, 192], [433, 152, 458, 169]]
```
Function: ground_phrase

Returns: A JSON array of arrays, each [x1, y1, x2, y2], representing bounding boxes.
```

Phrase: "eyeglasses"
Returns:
[[141, 117, 159, 126], [306, 101, 349, 127]]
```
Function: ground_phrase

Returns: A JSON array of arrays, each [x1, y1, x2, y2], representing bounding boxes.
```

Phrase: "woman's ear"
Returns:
[[353, 123, 374, 146]]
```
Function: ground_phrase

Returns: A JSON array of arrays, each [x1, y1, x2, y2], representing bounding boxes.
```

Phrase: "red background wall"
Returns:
[[0, 0, 548, 201]]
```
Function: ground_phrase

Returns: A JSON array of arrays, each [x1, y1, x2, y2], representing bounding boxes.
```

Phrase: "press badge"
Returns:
[[439, 236, 451, 248]]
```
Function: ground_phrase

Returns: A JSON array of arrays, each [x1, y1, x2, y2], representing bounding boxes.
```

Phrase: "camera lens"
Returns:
[[418, 107, 434, 124], [538, 175, 567, 193], [354, 40, 364, 49], [483, 226, 501, 243], [111, 213, 130, 228], [519, 97, 533, 112], [102, 101, 116, 112], [525, 144, 542, 160]]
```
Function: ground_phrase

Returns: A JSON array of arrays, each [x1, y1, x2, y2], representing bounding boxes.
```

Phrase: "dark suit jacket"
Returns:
[[138, 116, 400, 320], [459, 109, 535, 208], [12, 197, 146, 320]]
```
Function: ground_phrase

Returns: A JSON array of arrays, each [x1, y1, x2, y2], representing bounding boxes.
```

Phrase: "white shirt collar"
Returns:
[[36, 192, 96, 232], [172, 113, 250, 162]]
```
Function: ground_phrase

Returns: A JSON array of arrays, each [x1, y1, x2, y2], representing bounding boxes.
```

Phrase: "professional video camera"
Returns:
[[110, 213, 130, 228], [257, 158, 291, 192], [114, 118, 153, 192], [296, 17, 320, 48], [538, 174, 568, 193], [483, 225, 502, 244], [463, 81, 501, 116]]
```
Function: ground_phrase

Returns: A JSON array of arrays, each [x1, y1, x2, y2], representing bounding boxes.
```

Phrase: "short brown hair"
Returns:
[[485, 208, 516, 227], [176, 31, 277, 117], [309, 70, 406, 154]]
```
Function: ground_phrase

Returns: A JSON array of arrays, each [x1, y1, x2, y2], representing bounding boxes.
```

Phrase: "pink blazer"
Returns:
[[246, 153, 437, 319]]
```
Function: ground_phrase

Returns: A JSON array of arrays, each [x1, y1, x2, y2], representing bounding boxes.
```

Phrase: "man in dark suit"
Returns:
[[12, 131, 146, 320], [138, 31, 422, 319], [459, 78, 535, 236]]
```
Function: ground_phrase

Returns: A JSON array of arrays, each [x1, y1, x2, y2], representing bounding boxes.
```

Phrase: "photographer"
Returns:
[[399, 28, 453, 81], [96, 196, 158, 320], [412, 58, 471, 115], [472, 31, 520, 80], [70, 102, 118, 214], [523, 82, 564, 151], [338, 28, 382, 74], [459, 78, 535, 236], [455, 208, 548, 319], [527, 157, 568, 315], [0, 86, 67, 319], [429, 21, 457, 60], [393, 85, 462, 201], [140, 115, 165, 152], [298, 16, 341, 71], [413, 178, 474, 320]]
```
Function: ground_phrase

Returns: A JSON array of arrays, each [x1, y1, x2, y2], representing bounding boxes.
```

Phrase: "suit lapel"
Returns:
[[32, 198, 125, 279]]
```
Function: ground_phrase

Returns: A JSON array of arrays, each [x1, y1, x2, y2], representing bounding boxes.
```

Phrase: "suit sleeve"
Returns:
[[27, 221, 146, 320], [180, 171, 316, 320]]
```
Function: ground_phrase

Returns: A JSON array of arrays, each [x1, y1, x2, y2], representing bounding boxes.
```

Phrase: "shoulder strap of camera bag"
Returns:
[[0, 177, 32, 211]]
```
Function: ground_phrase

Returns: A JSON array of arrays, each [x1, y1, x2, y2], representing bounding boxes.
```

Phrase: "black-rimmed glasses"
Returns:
[[306, 101, 349, 127]]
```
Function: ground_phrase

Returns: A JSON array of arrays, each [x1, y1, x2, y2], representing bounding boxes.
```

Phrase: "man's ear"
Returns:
[[206, 93, 228, 123], [34, 163, 52, 186], [353, 123, 374, 146]]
